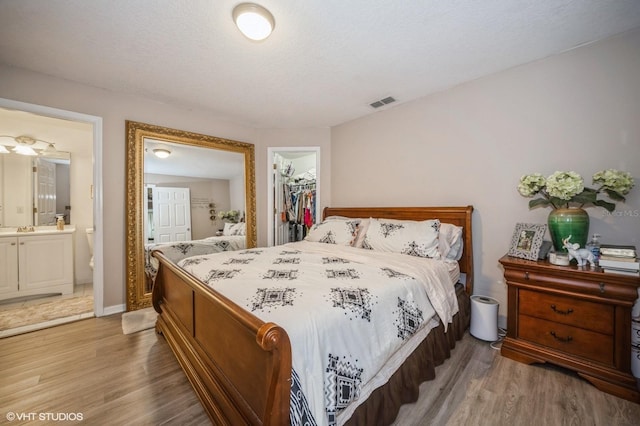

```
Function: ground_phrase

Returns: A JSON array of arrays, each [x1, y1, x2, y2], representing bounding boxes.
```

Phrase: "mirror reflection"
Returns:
[[143, 139, 249, 289], [1, 151, 71, 226], [125, 121, 256, 311]]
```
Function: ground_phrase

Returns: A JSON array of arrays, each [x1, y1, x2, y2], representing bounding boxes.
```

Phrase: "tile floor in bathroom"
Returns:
[[0, 283, 94, 337], [0, 282, 93, 312]]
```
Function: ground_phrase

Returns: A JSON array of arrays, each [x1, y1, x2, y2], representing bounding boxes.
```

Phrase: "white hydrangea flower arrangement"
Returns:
[[518, 169, 634, 212], [218, 209, 241, 223]]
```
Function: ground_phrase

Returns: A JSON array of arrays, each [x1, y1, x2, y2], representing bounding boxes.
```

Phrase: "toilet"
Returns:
[[86, 227, 94, 270]]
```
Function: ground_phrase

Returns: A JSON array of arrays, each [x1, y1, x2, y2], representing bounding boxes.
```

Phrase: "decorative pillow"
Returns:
[[222, 222, 245, 236], [352, 218, 370, 248], [222, 222, 234, 236], [230, 222, 246, 236], [361, 218, 441, 259], [439, 223, 463, 260], [305, 220, 359, 246]]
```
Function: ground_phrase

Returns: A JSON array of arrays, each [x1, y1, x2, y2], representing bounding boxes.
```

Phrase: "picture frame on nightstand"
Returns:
[[508, 222, 547, 260]]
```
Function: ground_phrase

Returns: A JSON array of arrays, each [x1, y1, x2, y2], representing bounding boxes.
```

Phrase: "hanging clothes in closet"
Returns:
[[282, 180, 316, 242]]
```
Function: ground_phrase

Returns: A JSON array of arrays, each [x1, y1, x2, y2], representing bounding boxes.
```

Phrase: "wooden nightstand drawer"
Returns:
[[518, 314, 613, 365], [519, 289, 613, 335]]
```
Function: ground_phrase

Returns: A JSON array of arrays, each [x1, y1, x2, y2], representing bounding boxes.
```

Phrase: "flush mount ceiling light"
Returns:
[[233, 3, 275, 41], [153, 148, 172, 159]]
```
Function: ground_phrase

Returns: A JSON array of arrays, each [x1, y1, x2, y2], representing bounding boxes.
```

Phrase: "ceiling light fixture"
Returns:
[[153, 148, 172, 159], [233, 3, 275, 41], [0, 135, 58, 156]]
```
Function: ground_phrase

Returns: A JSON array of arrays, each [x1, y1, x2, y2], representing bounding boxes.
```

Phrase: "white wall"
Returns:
[[331, 30, 640, 325]]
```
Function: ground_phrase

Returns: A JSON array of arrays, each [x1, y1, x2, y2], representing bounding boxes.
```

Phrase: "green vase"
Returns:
[[547, 208, 590, 252]]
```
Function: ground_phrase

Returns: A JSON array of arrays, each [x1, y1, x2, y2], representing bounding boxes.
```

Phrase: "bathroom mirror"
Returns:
[[0, 151, 71, 227], [125, 121, 256, 311]]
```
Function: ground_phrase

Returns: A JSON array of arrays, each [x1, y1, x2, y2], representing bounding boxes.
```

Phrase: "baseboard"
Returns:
[[102, 304, 126, 316]]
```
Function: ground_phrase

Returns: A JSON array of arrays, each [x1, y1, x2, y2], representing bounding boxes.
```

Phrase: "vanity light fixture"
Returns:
[[232, 3, 275, 41], [13, 144, 38, 156], [42, 142, 58, 154], [153, 148, 172, 159], [0, 134, 57, 156], [13, 136, 38, 156]]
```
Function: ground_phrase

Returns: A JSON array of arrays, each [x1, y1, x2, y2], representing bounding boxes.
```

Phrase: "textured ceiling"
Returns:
[[1, 0, 639, 129]]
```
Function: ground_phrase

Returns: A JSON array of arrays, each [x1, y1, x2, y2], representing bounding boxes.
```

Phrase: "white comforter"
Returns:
[[145, 235, 246, 281], [178, 241, 458, 426]]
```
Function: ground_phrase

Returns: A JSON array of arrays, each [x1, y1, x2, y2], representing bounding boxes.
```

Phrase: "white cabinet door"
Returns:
[[0, 236, 19, 295], [18, 234, 73, 292]]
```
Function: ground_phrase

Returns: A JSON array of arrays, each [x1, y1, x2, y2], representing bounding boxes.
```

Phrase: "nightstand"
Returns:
[[499, 254, 640, 403]]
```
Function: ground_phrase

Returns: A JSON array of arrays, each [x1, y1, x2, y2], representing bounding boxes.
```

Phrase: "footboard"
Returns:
[[151, 250, 292, 425]]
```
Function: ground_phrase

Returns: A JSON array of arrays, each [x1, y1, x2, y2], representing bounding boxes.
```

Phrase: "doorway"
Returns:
[[267, 147, 320, 247], [150, 187, 192, 243], [0, 98, 103, 330]]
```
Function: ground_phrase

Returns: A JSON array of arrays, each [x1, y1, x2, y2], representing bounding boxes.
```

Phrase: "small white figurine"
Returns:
[[562, 235, 595, 268]]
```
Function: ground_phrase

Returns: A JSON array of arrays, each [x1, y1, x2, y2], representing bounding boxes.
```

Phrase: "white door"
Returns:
[[34, 158, 57, 225], [273, 160, 287, 245], [152, 187, 192, 243]]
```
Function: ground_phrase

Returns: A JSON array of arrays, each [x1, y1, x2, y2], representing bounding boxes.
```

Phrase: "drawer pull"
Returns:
[[599, 282, 605, 293], [524, 271, 529, 280], [550, 331, 573, 343], [550, 304, 573, 315]]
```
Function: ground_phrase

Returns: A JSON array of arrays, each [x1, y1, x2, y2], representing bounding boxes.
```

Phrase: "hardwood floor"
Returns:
[[0, 315, 208, 425], [1, 316, 638, 425]]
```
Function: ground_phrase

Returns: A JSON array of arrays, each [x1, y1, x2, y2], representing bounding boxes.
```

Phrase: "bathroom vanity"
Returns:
[[0, 226, 75, 301]]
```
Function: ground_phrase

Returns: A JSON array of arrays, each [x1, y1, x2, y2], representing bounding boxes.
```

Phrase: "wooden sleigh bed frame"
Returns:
[[152, 206, 474, 425]]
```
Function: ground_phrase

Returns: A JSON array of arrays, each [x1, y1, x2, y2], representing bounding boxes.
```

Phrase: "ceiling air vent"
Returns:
[[369, 96, 396, 109]]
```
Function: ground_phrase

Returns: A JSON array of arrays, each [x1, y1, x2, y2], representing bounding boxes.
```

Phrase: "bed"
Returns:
[[145, 235, 246, 283], [152, 206, 474, 425]]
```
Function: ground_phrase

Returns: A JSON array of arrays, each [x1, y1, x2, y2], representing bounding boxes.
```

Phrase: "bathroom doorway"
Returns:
[[0, 98, 103, 337]]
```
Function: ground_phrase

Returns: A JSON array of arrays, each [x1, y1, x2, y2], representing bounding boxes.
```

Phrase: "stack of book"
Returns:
[[599, 244, 639, 277]]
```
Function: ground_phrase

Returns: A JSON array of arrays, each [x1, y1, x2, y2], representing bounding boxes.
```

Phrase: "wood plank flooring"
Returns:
[[1, 315, 638, 425]]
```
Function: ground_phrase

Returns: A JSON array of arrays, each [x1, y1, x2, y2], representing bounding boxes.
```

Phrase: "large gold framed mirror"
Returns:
[[125, 121, 256, 311]]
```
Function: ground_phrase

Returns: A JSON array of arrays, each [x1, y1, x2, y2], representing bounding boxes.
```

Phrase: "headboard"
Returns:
[[322, 206, 474, 294]]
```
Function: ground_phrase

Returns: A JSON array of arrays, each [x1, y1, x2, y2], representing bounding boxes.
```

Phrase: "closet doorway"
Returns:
[[267, 147, 320, 247]]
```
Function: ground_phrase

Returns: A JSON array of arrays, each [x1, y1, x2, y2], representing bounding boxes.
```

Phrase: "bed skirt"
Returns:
[[346, 284, 471, 425]]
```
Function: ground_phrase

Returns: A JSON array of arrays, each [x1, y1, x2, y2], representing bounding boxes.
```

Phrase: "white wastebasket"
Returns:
[[470, 295, 499, 342]]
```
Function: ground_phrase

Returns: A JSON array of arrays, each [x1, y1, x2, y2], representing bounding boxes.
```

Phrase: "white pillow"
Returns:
[[439, 223, 464, 260], [222, 222, 245, 236], [305, 220, 359, 246], [230, 222, 246, 236], [361, 218, 441, 259], [222, 222, 235, 236], [353, 218, 370, 248]]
